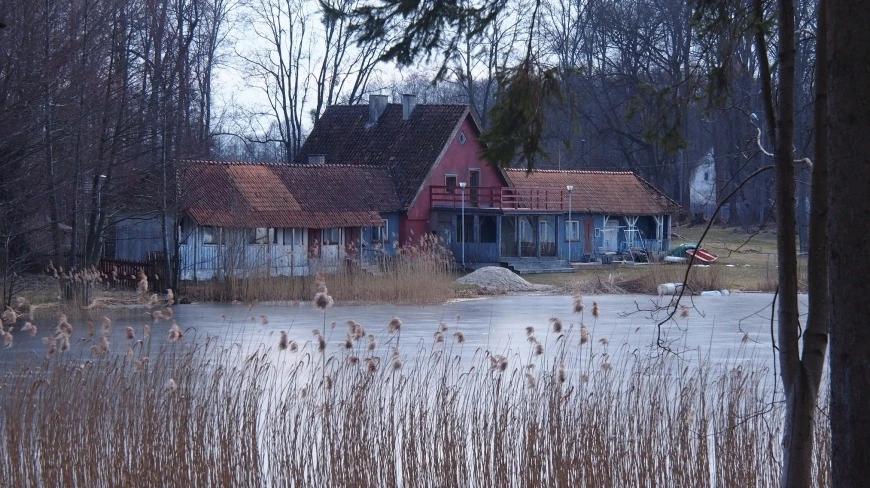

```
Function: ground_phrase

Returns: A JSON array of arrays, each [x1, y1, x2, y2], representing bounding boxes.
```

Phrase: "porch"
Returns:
[[430, 185, 573, 211], [433, 210, 671, 273]]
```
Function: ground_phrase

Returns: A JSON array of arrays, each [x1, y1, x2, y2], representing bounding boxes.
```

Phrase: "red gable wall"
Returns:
[[400, 116, 505, 244]]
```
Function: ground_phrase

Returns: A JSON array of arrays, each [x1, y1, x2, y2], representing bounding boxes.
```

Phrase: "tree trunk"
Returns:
[[828, 0, 870, 484], [764, 0, 818, 486]]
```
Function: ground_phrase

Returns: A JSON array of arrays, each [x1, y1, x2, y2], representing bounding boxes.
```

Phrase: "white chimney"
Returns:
[[368, 94, 389, 125], [402, 93, 417, 120]]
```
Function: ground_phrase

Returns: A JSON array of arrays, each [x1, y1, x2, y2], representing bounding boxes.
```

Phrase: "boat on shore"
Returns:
[[670, 243, 719, 264]]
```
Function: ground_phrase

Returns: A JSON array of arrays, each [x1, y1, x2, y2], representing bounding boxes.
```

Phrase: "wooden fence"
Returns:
[[99, 252, 168, 291]]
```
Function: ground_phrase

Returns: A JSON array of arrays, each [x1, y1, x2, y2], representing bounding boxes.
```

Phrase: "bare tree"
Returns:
[[240, 0, 312, 163]]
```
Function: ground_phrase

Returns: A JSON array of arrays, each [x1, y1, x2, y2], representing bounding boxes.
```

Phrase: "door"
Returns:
[[584, 218, 594, 254], [320, 227, 343, 273], [539, 216, 556, 257], [600, 218, 620, 252], [520, 216, 537, 257], [501, 216, 518, 257], [469, 170, 480, 207]]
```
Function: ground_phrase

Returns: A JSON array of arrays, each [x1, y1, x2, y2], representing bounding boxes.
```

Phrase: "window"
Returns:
[[322, 228, 341, 245], [248, 227, 271, 245], [480, 216, 497, 243], [282, 228, 304, 246], [372, 219, 389, 242], [469, 169, 480, 206], [202, 226, 221, 245], [445, 175, 457, 194], [458, 131, 467, 145], [566, 220, 580, 241], [540, 216, 556, 257], [540, 218, 555, 243], [459, 215, 475, 243]]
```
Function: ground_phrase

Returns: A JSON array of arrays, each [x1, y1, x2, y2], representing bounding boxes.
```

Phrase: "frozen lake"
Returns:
[[2, 292, 795, 371]]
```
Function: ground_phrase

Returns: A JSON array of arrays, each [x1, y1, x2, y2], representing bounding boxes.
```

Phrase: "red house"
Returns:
[[297, 95, 680, 272]]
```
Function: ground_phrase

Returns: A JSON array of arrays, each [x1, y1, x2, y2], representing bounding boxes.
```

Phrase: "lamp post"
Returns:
[[566, 185, 574, 263], [459, 182, 467, 268], [96, 174, 106, 221]]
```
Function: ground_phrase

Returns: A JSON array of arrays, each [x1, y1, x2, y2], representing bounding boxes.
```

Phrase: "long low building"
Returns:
[[110, 96, 681, 278]]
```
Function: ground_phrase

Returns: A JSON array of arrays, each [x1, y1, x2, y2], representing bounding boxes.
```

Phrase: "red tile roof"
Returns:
[[295, 103, 472, 209], [180, 161, 399, 228], [503, 169, 681, 215]]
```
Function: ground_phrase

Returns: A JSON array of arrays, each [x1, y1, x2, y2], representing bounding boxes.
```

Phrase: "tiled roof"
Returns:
[[503, 169, 681, 215], [295, 103, 471, 209], [181, 161, 399, 228]]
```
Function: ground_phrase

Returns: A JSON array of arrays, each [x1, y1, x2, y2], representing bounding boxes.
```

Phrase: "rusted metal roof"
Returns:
[[181, 161, 399, 228], [503, 169, 681, 215]]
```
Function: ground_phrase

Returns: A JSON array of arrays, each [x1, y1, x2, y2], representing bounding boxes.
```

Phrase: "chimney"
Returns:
[[368, 94, 389, 125], [402, 93, 417, 120], [308, 154, 325, 165]]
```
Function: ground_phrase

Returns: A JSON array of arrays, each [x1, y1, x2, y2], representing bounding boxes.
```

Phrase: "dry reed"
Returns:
[[183, 234, 457, 304], [0, 304, 831, 486]]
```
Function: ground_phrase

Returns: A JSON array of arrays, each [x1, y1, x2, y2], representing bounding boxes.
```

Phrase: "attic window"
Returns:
[[458, 131, 467, 145]]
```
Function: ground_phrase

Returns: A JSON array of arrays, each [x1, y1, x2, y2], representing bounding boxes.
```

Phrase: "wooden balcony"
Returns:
[[429, 185, 572, 211]]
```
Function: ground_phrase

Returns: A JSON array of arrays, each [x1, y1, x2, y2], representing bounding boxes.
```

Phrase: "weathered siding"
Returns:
[[112, 215, 172, 261], [177, 225, 354, 280], [559, 213, 602, 261]]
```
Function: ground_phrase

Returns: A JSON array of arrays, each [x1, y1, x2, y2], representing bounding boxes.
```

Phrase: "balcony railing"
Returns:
[[429, 185, 572, 211]]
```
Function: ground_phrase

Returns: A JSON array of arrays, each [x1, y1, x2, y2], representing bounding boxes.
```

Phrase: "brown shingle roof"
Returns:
[[295, 103, 471, 209], [181, 161, 399, 228], [503, 169, 681, 215]]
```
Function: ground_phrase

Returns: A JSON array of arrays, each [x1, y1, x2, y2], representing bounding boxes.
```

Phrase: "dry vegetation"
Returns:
[[0, 287, 831, 486], [527, 224, 807, 294], [184, 234, 458, 304]]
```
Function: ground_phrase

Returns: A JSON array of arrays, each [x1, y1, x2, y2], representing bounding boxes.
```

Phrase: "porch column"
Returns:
[[496, 215, 502, 259]]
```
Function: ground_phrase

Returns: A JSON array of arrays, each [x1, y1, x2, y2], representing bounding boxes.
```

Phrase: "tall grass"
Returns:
[[184, 234, 457, 304], [573, 264, 727, 295], [0, 295, 831, 486]]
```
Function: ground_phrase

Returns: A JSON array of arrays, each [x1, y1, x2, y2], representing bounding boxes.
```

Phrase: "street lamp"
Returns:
[[566, 185, 574, 263], [459, 182, 467, 268]]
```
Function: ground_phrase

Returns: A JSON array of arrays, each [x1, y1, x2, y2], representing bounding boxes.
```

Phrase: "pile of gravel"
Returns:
[[456, 266, 546, 293]]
